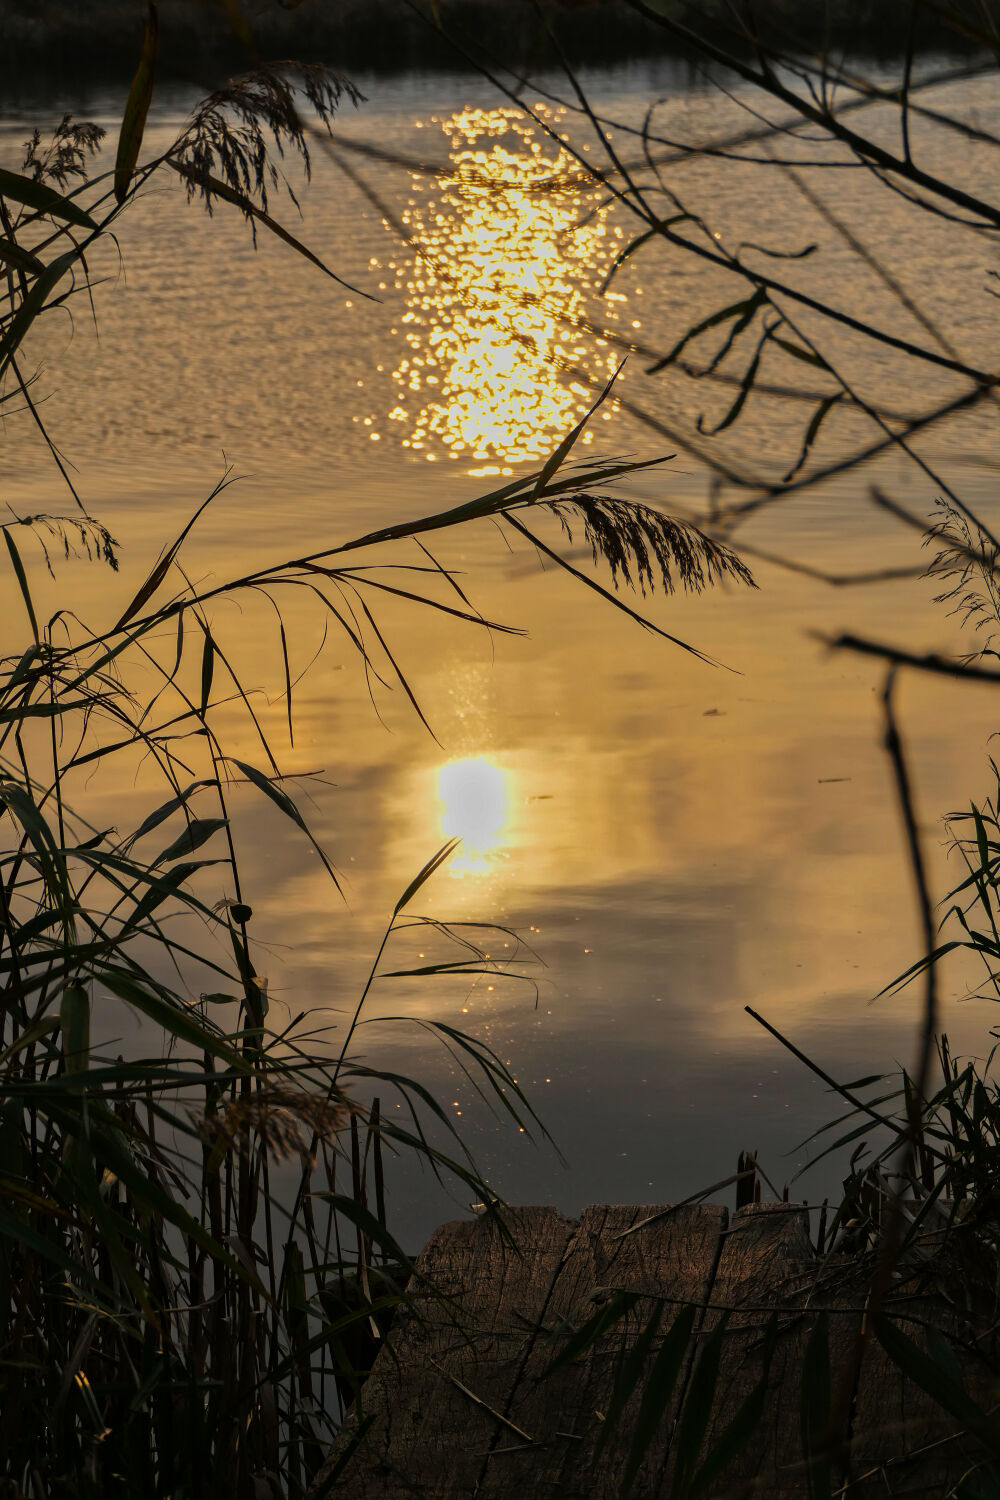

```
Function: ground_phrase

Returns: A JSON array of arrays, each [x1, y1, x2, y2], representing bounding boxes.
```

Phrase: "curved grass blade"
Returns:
[[0, 1205, 110, 1300], [800, 1312, 832, 1500], [167, 158, 372, 296], [530, 361, 624, 502], [60, 982, 91, 1078], [229, 757, 342, 896], [697, 325, 770, 437], [0, 779, 73, 915], [309, 1414, 376, 1499], [393, 839, 459, 915], [873, 1316, 1000, 1454], [621, 1301, 698, 1494], [199, 631, 215, 719], [112, 483, 225, 632], [596, 1302, 671, 1460], [540, 1290, 641, 1381], [647, 290, 766, 375], [688, 1313, 779, 1498], [156, 816, 228, 864], [671, 1312, 729, 1498], [783, 394, 842, 483], [504, 513, 725, 668], [96, 967, 250, 1074], [0, 167, 97, 230], [314, 1195, 414, 1276], [0, 237, 44, 276], [114, 2, 158, 205], [121, 778, 215, 850], [4, 528, 40, 644], [600, 214, 694, 294]]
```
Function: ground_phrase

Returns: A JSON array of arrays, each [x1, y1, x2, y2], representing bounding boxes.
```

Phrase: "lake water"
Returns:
[[4, 57, 1000, 1245]]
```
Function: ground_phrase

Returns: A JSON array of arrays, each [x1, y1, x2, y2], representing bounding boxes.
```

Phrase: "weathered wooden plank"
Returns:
[[309, 1203, 728, 1498], [308, 1205, 576, 1498], [672, 1202, 832, 1500], [564, 1203, 728, 1500], [310, 1202, 999, 1500], [476, 1203, 728, 1499], [850, 1270, 1000, 1496], [689, 1208, 999, 1498], [468, 1204, 622, 1499]]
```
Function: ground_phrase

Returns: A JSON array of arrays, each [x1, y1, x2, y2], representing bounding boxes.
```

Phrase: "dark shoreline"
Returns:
[[1, 0, 996, 98]]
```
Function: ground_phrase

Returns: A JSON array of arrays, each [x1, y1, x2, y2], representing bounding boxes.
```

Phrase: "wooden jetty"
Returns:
[[310, 1202, 997, 1497]]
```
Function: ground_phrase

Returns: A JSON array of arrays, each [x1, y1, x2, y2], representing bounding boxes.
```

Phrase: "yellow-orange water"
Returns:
[[4, 66, 1000, 1234]]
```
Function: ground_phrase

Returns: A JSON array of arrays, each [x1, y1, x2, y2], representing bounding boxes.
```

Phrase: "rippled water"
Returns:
[[5, 60, 1000, 1242]]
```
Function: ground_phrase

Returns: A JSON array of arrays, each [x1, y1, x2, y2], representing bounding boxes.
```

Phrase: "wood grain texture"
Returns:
[[675, 1203, 839, 1500], [309, 1203, 999, 1499], [310, 1204, 728, 1499], [309, 1205, 577, 1498], [850, 1272, 999, 1497], [559, 1204, 727, 1500]]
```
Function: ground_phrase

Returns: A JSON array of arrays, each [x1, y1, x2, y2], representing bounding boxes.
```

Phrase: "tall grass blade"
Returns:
[[873, 1317, 1000, 1454], [540, 1290, 641, 1380], [530, 362, 623, 501], [687, 1314, 778, 1498], [620, 1301, 697, 1494], [167, 159, 370, 295], [3, 528, 40, 644], [800, 1311, 832, 1500], [155, 815, 228, 863], [114, 2, 158, 204], [0, 167, 97, 229], [0, 237, 44, 276], [671, 1312, 729, 1497], [393, 839, 460, 914], [59, 982, 90, 1077], [0, 250, 77, 378], [646, 290, 766, 375]]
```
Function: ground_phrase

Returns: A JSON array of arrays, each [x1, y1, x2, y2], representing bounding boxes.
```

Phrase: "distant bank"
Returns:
[[0, 0, 995, 91]]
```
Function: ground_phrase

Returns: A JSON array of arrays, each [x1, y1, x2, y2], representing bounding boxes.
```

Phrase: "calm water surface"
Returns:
[[4, 60, 1000, 1241]]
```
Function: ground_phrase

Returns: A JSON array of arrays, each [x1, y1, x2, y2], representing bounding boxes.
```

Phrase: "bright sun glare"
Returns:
[[384, 105, 628, 472], [437, 757, 510, 875]]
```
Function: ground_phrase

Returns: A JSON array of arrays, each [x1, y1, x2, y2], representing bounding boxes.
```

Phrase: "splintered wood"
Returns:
[[309, 1203, 997, 1498]]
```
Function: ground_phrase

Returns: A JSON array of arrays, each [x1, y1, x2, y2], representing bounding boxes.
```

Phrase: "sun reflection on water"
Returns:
[[437, 757, 511, 875], [385, 105, 627, 471]]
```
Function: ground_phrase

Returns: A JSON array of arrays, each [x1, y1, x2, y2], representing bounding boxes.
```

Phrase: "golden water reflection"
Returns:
[[382, 106, 627, 472], [437, 756, 511, 875]]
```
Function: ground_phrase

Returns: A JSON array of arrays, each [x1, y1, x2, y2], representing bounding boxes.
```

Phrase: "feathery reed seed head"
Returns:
[[550, 494, 756, 596], [192, 1088, 351, 1163]]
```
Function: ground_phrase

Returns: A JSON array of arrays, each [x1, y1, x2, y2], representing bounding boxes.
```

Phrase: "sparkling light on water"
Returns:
[[387, 105, 627, 471]]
